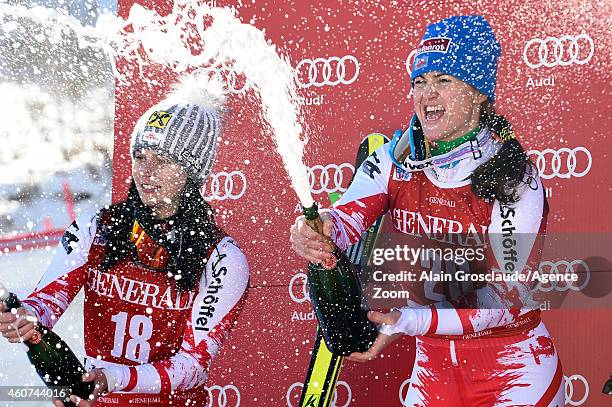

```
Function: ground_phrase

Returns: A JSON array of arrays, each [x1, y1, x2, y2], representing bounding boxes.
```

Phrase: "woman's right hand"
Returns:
[[290, 211, 336, 264], [346, 310, 403, 363], [0, 303, 38, 343]]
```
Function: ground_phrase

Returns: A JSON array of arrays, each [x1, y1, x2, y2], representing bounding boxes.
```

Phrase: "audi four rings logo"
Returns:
[[295, 55, 360, 88], [399, 377, 412, 406], [405, 49, 418, 75], [527, 147, 592, 179], [205, 384, 241, 407], [536, 260, 590, 292], [289, 273, 310, 303], [565, 374, 589, 406], [523, 34, 594, 69], [286, 380, 352, 407], [203, 171, 247, 201], [200, 67, 249, 93], [308, 163, 355, 194]]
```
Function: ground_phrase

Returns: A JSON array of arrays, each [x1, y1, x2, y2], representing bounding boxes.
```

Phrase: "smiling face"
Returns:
[[413, 71, 488, 142], [132, 148, 189, 219]]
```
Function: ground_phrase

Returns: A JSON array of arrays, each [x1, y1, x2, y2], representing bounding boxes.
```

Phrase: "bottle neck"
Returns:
[[3, 292, 22, 310], [302, 203, 324, 234], [430, 126, 480, 157]]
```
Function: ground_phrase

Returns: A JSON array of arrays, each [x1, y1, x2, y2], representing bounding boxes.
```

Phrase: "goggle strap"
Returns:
[[390, 127, 492, 171]]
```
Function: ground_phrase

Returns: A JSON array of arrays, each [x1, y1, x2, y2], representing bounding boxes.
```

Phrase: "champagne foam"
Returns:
[[0, 1, 314, 207]]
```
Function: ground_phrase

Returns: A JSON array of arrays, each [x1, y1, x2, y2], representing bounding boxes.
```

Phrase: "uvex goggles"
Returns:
[[388, 114, 492, 172], [130, 220, 172, 271]]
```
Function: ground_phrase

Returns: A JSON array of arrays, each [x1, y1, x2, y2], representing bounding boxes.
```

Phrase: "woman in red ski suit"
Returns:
[[0, 77, 249, 406], [291, 15, 564, 406]]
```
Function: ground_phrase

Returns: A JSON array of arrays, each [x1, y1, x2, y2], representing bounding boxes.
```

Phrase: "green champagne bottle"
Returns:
[[303, 203, 378, 356], [0, 285, 94, 406]]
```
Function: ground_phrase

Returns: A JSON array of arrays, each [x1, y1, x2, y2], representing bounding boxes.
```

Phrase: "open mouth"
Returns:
[[141, 183, 160, 194], [425, 105, 445, 121]]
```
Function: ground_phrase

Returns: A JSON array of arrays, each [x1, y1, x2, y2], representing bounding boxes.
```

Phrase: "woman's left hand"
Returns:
[[52, 369, 108, 407], [346, 310, 403, 363]]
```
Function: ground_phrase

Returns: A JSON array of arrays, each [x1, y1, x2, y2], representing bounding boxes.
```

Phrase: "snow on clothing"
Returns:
[[22, 210, 249, 406], [330, 127, 565, 405]]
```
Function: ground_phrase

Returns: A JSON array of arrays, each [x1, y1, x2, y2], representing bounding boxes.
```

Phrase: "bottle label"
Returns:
[[29, 331, 42, 345], [321, 257, 337, 269]]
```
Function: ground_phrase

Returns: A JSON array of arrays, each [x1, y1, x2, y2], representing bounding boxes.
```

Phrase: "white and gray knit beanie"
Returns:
[[130, 74, 227, 180]]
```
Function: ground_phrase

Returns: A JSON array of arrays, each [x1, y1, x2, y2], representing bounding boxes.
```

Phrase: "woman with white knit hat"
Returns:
[[0, 76, 250, 406]]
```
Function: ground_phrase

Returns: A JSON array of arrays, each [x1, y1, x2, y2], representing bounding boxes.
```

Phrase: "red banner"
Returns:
[[114, 1, 612, 405]]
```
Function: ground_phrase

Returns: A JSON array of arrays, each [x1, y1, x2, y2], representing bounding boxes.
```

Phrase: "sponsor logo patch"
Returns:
[[393, 167, 412, 181], [181, 150, 203, 171], [146, 111, 172, 129], [428, 196, 456, 208], [142, 131, 164, 146], [61, 221, 80, 254], [416, 37, 452, 55], [414, 55, 428, 70], [407, 161, 434, 170]]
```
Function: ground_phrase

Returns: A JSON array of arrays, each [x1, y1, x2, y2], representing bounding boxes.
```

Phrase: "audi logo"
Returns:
[[286, 380, 352, 407], [289, 273, 310, 303], [199, 67, 249, 93], [405, 49, 418, 75], [565, 374, 589, 406], [398, 377, 412, 406], [307, 163, 355, 194], [295, 55, 360, 88], [523, 33, 594, 69], [527, 147, 592, 179], [536, 260, 590, 292], [202, 171, 247, 201], [205, 384, 241, 407]]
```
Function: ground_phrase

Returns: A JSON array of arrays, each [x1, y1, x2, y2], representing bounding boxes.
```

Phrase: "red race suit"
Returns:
[[330, 127, 564, 406], [22, 210, 249, 406]]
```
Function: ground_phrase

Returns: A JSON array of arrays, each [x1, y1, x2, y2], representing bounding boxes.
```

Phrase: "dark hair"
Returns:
[[100, 178, 221, 291], [471, 103, 533, 204]]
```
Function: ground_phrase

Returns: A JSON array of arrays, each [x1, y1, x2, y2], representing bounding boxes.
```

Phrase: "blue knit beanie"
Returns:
[[410, 15, 501, 102]]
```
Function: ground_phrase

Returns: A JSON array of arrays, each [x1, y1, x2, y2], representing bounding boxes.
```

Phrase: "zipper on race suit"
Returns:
[[449, 340, 459, 367]]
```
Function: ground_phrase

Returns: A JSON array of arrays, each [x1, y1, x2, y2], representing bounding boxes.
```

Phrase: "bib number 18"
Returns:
[[110, 311, 153, 363]]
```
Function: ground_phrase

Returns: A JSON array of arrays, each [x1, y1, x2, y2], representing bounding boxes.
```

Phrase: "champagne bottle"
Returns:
[[604, 374, 612, 395], [303, 203, 378, 356], [0, 284, 94, 406]]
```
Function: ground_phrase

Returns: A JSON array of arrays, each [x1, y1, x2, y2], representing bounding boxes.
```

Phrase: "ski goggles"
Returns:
[[388, 114, 491, 172], [388, 114, 428, 171], [130, 220, 171, 271]]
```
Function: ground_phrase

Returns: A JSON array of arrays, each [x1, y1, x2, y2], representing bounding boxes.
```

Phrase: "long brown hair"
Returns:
[[100, 178, 222, 291], [471, 103, 534, 204]]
